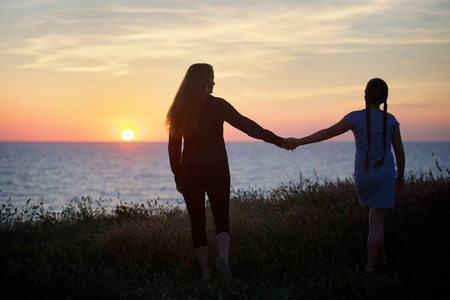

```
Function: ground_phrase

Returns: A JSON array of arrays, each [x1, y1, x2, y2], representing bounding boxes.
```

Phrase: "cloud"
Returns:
[[7, 32, 185, 76], [2, 0, 449, 77], [0, 0, 58, 10], [105, 4, 193, 15]]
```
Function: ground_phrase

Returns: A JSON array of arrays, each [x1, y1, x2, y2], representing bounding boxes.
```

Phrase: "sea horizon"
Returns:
[[1, 141, 449, 210]]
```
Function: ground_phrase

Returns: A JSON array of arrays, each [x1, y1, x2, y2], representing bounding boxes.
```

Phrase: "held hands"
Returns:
[[281, 138, 300, 151]]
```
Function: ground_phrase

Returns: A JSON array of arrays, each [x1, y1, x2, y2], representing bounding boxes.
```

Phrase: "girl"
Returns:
[[166, 63, 286, 280], [285, 78, 405, 273]]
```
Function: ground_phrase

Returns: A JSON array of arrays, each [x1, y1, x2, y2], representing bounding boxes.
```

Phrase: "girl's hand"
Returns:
[[395, 176, 404, 195]]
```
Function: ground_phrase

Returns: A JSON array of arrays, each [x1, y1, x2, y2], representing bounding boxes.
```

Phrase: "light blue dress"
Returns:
[[345, 109, 400, 208]]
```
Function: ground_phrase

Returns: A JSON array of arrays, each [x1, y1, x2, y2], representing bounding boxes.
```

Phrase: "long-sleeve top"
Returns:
[[168, 95, 284, 181]]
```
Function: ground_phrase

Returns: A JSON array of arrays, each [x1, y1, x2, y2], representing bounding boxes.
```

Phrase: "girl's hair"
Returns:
[[165, 63, 214, 138], [364, 78, 388, 172]]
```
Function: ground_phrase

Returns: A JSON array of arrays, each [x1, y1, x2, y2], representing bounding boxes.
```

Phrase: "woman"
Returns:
[[166, 63, 286, 280], [285, 78, 405, 273]]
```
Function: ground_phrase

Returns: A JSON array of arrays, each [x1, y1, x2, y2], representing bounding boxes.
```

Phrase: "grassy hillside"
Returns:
[[1, 170, 449, 299]]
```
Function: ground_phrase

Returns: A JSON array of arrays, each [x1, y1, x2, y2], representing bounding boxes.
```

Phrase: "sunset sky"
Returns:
[[1, 0, 449, 142]]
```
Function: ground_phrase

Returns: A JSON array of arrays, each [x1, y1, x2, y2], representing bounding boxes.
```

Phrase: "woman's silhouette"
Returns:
[[285, 78, 405, 273], [166, 63, 287, 280]]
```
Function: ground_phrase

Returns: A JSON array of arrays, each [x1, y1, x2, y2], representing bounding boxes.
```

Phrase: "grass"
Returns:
[[1, 169, 449, 300]]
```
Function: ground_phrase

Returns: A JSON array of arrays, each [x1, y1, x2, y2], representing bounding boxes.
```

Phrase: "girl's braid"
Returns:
[[374, 100, 388, 170]]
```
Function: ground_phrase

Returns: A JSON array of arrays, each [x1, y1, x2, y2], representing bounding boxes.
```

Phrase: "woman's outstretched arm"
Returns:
[[220, 98, 285, 147], [286, 118, 350, 149]]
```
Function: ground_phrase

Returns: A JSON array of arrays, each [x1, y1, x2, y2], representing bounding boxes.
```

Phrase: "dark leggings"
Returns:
[[179, 165, 230, 249]]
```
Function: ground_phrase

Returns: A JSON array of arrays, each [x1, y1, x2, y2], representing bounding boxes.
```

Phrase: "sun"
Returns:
[[121, 129, 135, 141]]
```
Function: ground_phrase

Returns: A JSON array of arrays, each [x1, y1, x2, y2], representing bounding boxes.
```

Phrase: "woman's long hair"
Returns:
[[364, 78, 388, 172], [165, 63, 214, 138]]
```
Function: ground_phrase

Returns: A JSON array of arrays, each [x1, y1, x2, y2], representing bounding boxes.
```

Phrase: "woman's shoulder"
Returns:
[[207, 95, 233, 110], [208, 94, 227, 104]]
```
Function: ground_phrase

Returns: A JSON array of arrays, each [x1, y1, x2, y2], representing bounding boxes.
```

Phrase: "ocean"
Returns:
[[1, 142, 449, 210]]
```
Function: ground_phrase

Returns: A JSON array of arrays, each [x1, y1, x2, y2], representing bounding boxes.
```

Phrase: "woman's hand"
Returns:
[[176, 183, 183, 194]]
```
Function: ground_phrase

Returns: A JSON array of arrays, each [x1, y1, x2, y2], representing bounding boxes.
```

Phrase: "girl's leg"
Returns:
[[366, 207, 387, 272], [367, 207, 388, 262], [378, 235, 387, 263]]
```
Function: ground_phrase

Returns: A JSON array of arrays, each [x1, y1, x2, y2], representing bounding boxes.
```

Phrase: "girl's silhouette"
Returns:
[[285, 78, 405, 273]]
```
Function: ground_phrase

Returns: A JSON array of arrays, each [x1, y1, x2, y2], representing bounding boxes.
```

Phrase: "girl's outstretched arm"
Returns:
[[287, 118, 350, 148]]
